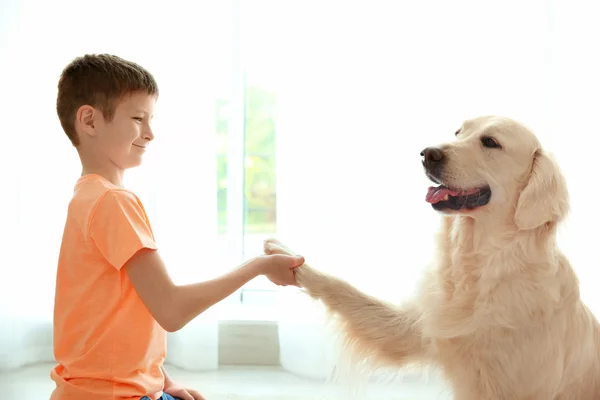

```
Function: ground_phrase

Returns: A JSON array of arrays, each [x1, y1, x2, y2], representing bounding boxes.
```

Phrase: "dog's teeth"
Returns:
[[443, 195, 449, 201]]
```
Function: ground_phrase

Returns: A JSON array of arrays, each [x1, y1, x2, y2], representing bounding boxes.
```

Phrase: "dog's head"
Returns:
[[421, 116, 569, 229]]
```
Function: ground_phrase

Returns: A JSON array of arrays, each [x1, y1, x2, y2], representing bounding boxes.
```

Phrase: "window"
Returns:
[[215, 81, 280, 306], [216, 0, 280, 307]]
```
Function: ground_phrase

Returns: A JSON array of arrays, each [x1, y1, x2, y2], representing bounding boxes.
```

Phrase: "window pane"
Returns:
[[238, 0, 284, 298], [241, 81, 278, 295], [244, 84, 277, 235]]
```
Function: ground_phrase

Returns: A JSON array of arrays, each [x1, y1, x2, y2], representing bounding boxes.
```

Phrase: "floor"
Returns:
[[0, 363, 453, 400]]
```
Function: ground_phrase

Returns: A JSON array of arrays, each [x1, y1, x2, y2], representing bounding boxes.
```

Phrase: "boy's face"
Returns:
[[80, 91, 156, 170]]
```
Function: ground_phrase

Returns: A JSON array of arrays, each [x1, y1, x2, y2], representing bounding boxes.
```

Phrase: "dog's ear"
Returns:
[[514, 150, 569, 230]]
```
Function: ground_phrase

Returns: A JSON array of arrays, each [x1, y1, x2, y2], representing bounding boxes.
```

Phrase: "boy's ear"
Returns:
[[76, 105, 98, 137], [514, 150, 569, 230]]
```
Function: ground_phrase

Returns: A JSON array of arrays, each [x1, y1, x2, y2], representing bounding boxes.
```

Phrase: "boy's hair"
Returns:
[[56, 54, 159, 146]]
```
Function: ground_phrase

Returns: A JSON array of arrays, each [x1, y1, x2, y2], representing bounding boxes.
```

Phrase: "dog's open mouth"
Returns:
[[426, 184, 492, 211]]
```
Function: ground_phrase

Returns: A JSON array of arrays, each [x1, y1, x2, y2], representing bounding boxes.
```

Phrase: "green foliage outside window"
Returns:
[[216, 86, 277, 234]]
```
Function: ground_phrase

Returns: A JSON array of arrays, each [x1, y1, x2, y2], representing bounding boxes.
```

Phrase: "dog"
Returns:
[[264, 116, 600, 399]]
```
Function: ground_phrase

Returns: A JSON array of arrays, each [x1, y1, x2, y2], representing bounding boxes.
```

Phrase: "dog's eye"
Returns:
[[455, 129, 461, 136], [481, 136, 501, 149]]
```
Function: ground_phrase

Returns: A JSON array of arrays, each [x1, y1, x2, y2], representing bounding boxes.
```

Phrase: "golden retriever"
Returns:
[[264, 116, 600, 399]]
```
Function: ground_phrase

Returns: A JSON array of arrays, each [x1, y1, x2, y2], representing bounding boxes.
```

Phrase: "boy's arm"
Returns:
[[124, 248, 301, 332]]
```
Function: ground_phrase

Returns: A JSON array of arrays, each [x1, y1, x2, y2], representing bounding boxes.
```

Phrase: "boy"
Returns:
[[50, 54, 304, 400]]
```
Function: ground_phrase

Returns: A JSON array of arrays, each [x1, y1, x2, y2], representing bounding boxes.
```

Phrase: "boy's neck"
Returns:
[[81, 166, 125, 188], [78, 146, 126, 188]]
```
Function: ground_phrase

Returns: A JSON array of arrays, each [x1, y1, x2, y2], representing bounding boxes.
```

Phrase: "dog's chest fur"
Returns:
[[417, 216, 581, 396], [421, 216, 562, 328], [420, 217, 516, 334]]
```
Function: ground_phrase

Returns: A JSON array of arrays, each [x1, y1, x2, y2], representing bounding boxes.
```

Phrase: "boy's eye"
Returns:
[[133, 117, 143, 122]]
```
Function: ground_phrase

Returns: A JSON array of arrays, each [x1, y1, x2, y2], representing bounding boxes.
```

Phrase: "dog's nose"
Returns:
[[421, 147, 445, 164]]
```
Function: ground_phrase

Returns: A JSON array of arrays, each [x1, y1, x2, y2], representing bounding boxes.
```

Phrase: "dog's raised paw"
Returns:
[[263, 238, 281, 255], [263, 238, 294, 256]]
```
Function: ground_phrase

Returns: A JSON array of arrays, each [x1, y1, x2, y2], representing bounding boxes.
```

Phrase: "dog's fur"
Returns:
[[265, 116, 600, 399]]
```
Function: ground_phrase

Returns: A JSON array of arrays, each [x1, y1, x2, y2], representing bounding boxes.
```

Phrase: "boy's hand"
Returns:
[[163, 382, 205, 400], [258, 254, 305, 287]]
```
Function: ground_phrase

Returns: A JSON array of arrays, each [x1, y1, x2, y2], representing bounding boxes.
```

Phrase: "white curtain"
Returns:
[[0, 0, 234, 372], [270, 0, 600, 383]]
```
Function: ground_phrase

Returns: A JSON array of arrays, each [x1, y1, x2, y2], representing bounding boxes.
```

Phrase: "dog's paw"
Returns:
[[263, 238, 294, 256]]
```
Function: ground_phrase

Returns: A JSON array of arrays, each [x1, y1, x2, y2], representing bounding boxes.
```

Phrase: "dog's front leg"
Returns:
[[264, 238, 430, 367]]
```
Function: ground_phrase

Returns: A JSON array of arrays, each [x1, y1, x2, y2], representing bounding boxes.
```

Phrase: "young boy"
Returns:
[[50, 54, 305, 400]]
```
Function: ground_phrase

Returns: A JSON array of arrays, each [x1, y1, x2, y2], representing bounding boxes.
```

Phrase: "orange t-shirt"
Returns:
[[50, 174, 166, 400]]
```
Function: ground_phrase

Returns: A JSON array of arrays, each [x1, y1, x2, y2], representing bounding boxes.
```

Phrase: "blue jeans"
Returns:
[[141, 394, 181, 400]]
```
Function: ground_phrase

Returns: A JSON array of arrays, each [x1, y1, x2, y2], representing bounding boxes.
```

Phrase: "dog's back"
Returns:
[[555, 301, 600, 399]]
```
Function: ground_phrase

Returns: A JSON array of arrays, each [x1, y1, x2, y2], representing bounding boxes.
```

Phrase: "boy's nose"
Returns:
[[144, 127, 154, 141]]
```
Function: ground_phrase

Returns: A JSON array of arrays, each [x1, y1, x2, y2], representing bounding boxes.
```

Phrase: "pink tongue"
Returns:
[[426, 186, 453, 204], [426, 186, 480, 204]]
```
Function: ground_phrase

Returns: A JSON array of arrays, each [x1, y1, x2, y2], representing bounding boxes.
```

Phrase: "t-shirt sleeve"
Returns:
[[89, 189, 158, 270]]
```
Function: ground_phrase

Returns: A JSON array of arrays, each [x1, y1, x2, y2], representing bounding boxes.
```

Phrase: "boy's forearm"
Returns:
[[170, 257, 266, 331]]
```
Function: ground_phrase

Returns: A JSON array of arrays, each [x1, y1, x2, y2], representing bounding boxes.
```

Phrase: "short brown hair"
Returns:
[[56, 54, 159, 146]]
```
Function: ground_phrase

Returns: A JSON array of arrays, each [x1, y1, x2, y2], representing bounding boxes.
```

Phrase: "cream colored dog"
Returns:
[[264, 116, 600, 399]]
